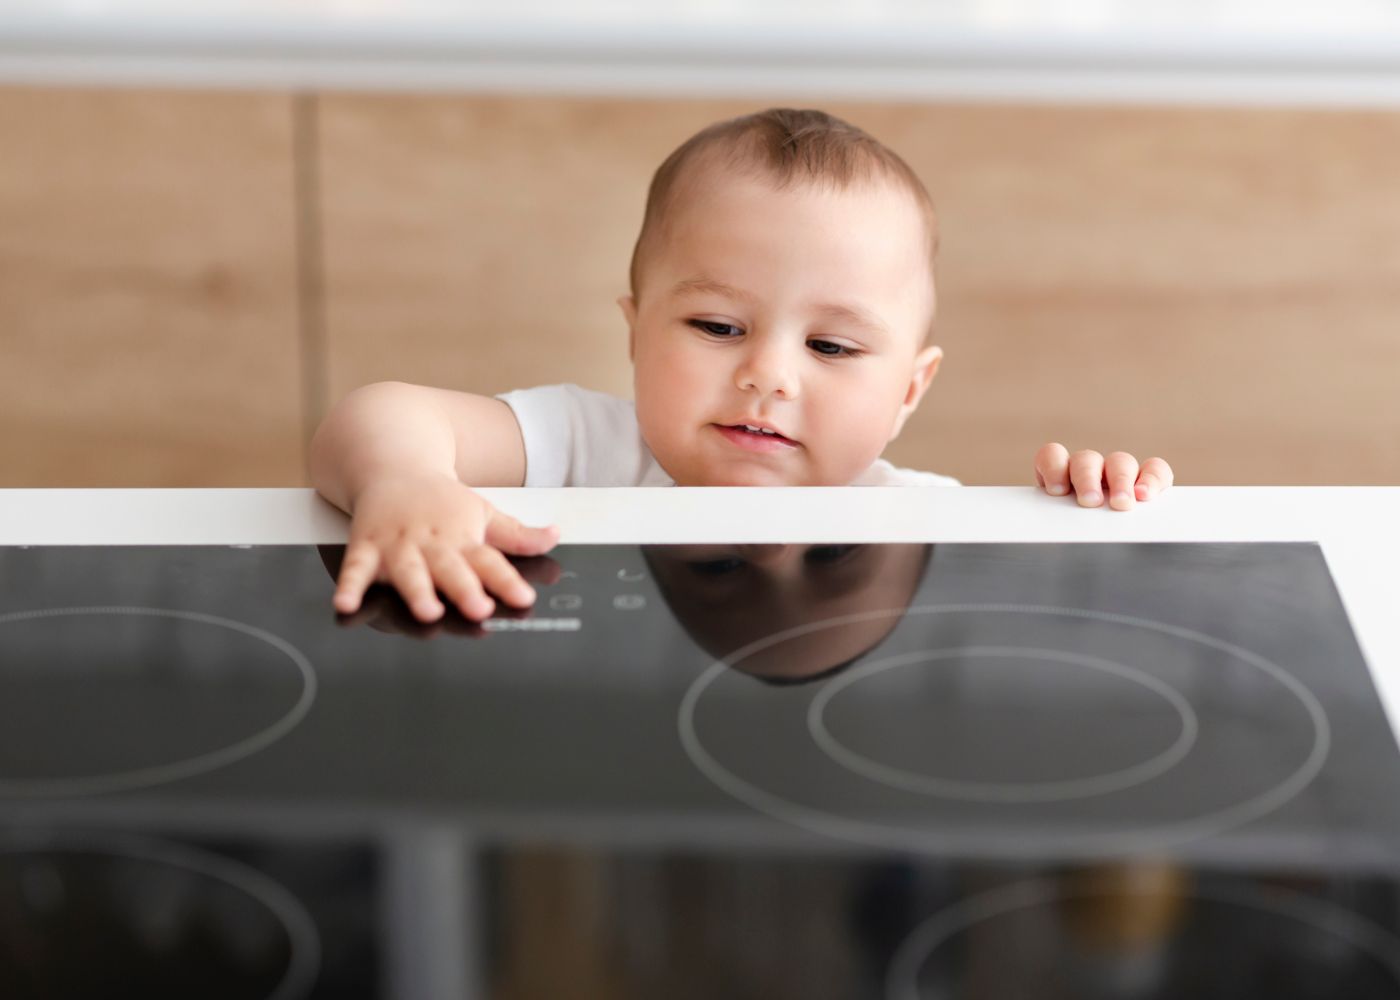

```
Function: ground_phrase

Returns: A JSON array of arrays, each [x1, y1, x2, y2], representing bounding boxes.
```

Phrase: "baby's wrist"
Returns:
[[348, 464, 458, 507]]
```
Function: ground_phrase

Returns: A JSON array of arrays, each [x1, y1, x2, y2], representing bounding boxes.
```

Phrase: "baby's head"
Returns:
[[620, 108, 943, 486], [643, 542, 933, 683]]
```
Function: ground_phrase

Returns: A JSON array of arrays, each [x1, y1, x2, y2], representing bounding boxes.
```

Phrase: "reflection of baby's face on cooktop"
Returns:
[[643, 543, 931, 682]]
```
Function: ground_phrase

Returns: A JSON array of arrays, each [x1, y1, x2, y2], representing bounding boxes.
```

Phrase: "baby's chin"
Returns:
[[672, 464, 812, 487], [654, 440, 861, 487]]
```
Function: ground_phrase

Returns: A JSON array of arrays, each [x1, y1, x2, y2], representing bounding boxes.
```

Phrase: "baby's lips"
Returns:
[[716, 421, 800, 445]]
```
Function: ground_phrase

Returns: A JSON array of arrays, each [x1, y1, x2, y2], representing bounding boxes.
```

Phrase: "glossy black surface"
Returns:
[[1, 542, 1398, 998]]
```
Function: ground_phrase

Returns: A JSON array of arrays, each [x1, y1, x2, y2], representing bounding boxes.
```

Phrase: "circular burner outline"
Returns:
[[884, 875, 1400, 1000], [0, 830, 321, 1000], [679, 602, 1330, 857], [809, 645, 1199, 803], [0, 607, 318, 798]]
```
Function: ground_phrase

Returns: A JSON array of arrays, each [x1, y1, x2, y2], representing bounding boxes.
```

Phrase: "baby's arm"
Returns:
[[308, 382, 558, 622], [1033, 444, 1174, 511]]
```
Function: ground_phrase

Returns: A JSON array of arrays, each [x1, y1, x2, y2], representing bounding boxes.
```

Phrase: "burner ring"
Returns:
[[884, 875, 1400, 999], [0, 831, 321, 1000], [0, 607, 318, 798], [809, 645, 1198, 803], [679, 602, 1330, 857]]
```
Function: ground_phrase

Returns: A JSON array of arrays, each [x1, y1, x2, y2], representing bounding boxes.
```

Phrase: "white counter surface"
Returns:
[[3, 1, 1400, 104], [3, 486, 1399, 736]]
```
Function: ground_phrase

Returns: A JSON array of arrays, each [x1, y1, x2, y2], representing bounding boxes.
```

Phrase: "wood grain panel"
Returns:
[[318, 96, 1400, 485], [318, 95, 713, 405], [849, 103, 1400, 485], [0, 87, 303, 487]]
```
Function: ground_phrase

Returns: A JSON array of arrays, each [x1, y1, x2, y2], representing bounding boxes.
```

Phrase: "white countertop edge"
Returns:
[[0, 486, 1393, 546]]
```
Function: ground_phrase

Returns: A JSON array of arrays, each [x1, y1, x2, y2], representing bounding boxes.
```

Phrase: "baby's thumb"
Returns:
[[484, 510, 560, 554]]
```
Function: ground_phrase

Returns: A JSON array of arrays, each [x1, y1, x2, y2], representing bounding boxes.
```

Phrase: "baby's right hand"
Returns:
[[332, 472, 560, 622]]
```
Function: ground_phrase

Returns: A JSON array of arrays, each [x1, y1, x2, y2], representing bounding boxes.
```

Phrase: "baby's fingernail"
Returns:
[[518, 584, 536, 603], [1082, 490, 1102, 505], [1047, 484, 1067, 496]]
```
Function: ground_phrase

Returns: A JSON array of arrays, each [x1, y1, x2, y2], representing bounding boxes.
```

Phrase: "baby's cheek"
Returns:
[[814, 391, 898, 481], [635, 376, 701, 475], [639, 366, 700, 434]]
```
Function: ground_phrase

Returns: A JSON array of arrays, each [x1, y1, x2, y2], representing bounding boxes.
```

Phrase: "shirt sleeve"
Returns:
[[494, 384, 575, 487], [494, 383, 661, 486]]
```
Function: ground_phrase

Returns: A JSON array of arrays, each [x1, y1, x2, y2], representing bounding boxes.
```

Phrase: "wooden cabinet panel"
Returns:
[[320, 95, 1400, 485], [317, 94, 696, 407], [0, 87, 303, 487], [855, 103, 1400, 486]]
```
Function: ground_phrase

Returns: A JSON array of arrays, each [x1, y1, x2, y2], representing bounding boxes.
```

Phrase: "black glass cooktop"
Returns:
[[2, 542, 1399, 999]]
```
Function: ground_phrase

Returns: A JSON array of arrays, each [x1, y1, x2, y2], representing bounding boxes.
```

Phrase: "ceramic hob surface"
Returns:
[[2, 542, 1399, 999]]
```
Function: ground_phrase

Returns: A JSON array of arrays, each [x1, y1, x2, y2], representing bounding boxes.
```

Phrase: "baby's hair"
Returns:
[[628, 107, 939, 319]]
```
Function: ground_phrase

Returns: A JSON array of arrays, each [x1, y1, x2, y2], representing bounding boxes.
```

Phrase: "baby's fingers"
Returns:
[[334, 540, 382, 614], [1135, 457, 1175, 501], [385, 547, 444, 623], [424, 547, 494, 621], [467, 545, 537, 610], [1034, 442, 1071, 496], [485, 508, 560, 556], [1105, 452, 1140, 511], [1069, 450, 1106, 507]]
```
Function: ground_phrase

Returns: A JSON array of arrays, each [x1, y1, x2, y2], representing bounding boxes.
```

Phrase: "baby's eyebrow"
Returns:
[[671, 276, 891, 339], [671, 277, 756, 302]]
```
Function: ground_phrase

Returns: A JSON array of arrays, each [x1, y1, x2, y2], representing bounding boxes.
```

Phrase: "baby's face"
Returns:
[[621, 169, 942, 486], [644, 542, 931, 681]]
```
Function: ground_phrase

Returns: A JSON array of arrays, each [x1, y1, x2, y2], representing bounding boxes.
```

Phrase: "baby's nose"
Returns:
[[738, 544, 794, 566], [735, 343, 799, 397]]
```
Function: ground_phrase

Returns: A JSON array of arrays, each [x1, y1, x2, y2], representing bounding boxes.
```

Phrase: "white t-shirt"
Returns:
[[495, 383, 960, 488]]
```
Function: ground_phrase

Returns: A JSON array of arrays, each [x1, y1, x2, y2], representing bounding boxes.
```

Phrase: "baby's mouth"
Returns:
[[713, 423, 800, 449]]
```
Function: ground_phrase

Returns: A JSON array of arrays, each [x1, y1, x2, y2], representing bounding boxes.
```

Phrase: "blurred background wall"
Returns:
[[2, 6, 1398, 487]]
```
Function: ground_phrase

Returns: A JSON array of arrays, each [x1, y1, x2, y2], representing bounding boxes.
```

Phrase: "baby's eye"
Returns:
[[809, 339, 861, 358], [689, 320, 742, 338], [688, 557, 746, 577], [804, 543, 860, 566]]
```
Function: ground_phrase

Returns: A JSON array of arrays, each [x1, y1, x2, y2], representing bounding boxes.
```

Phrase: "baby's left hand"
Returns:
[[1033, 444, 1174, 511]]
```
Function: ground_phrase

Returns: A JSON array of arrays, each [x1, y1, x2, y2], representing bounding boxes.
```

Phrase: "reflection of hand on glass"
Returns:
[[316, 544, 561, 640], [643, 543, 932, 684]]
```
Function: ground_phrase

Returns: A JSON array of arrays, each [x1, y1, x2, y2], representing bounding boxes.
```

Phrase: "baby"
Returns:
[[643, 542, 934, 684], [310, 108, 1173, 624]]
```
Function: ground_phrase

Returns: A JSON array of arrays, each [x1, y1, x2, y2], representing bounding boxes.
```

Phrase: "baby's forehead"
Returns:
[[666, 155, 922, 225], [651, 165, 934, 280], [658, 168, 932, 290]]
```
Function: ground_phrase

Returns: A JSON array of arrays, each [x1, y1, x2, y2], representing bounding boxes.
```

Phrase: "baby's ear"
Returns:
[[890, 344, 943, 440], [617, 294, 638, 361]]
